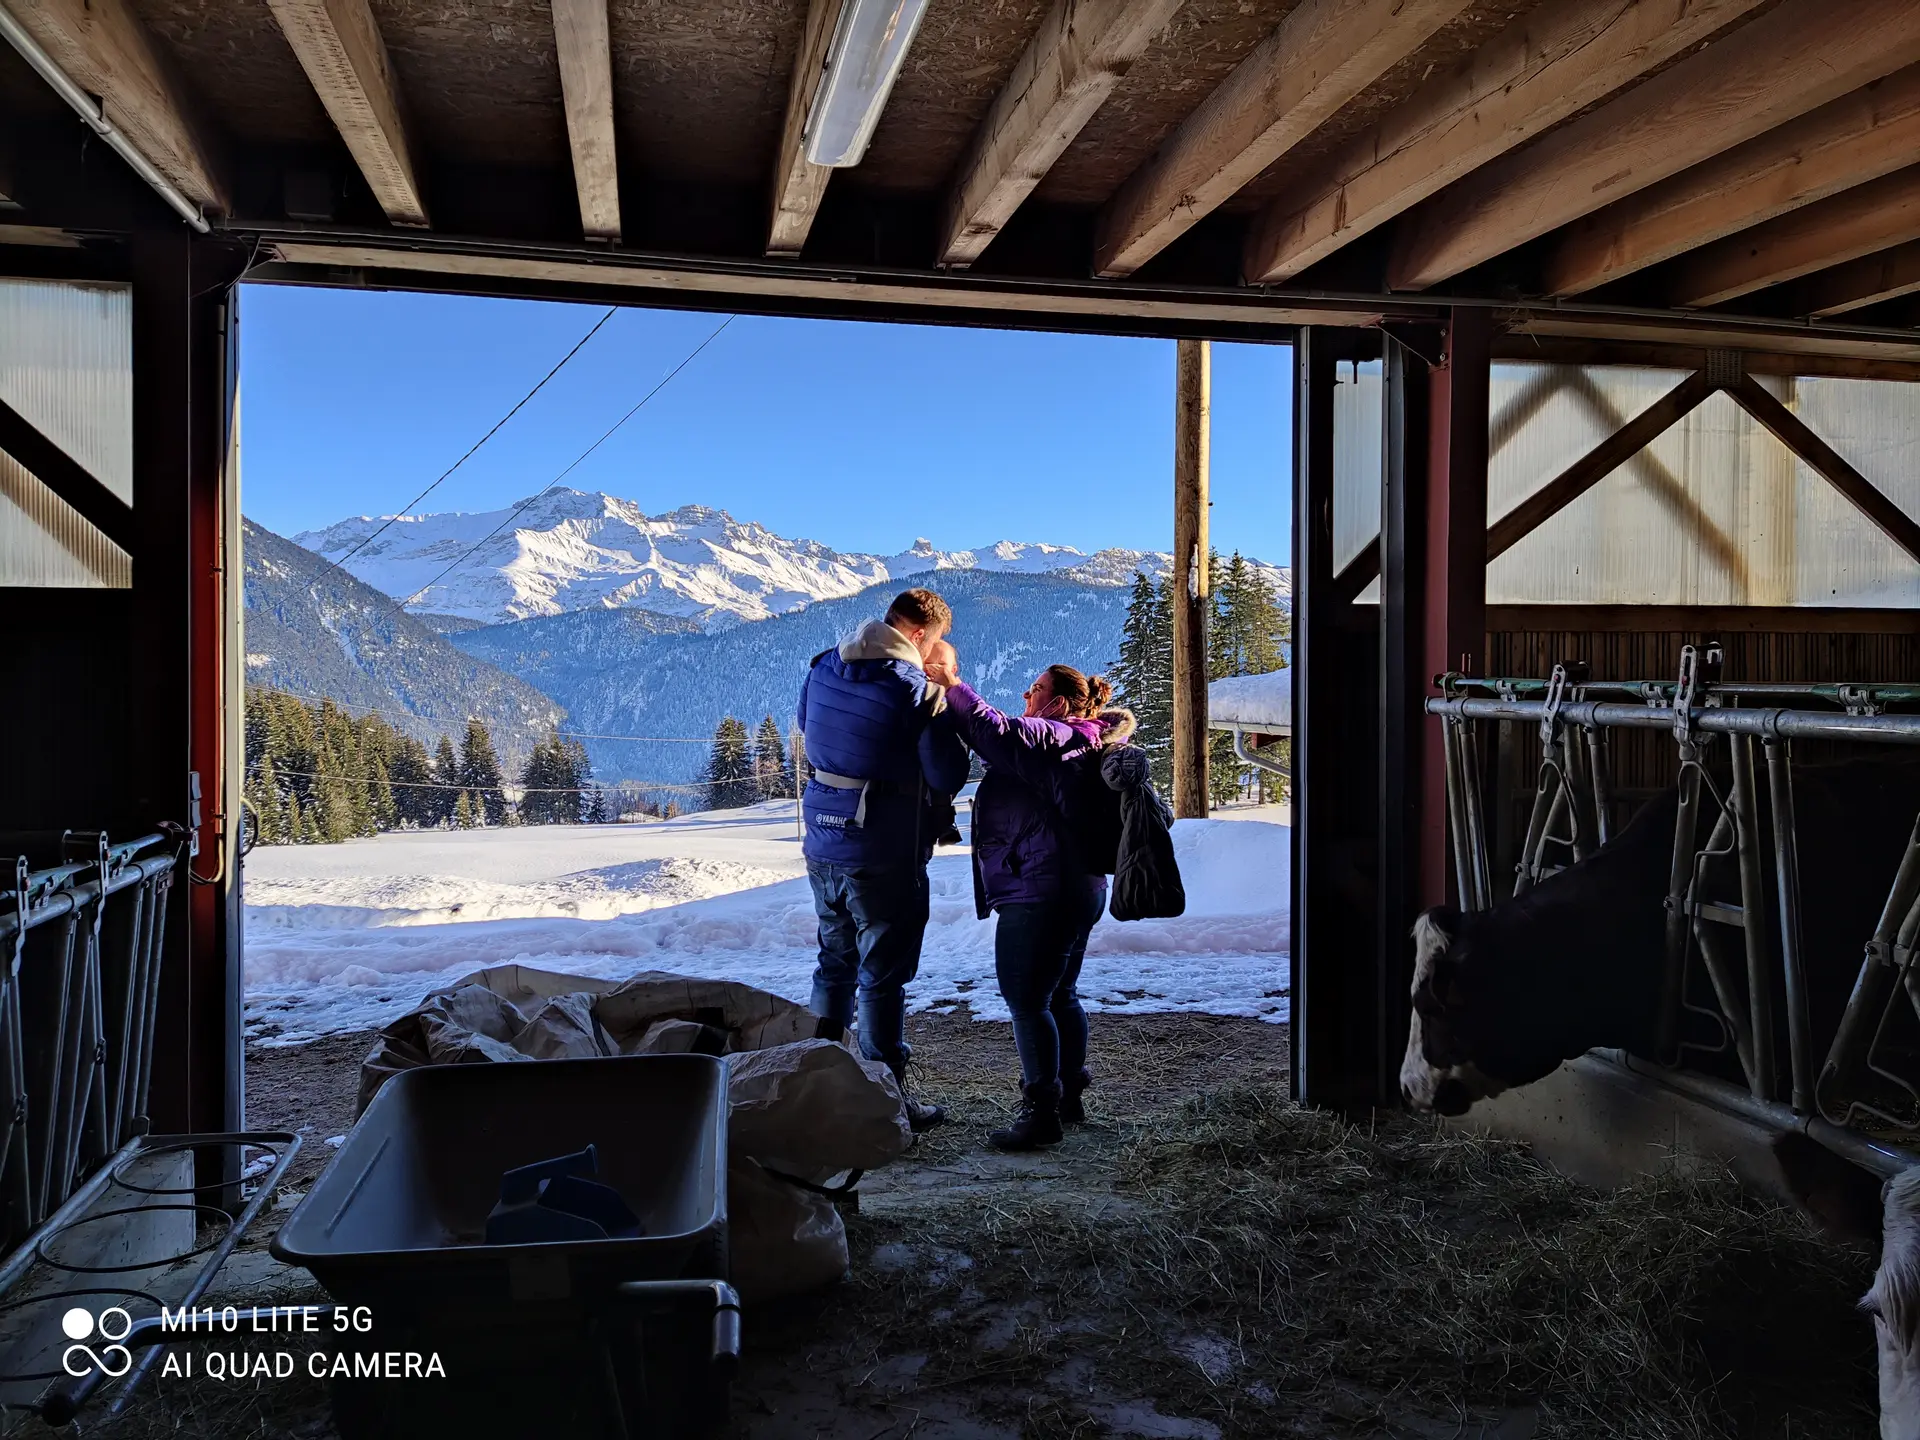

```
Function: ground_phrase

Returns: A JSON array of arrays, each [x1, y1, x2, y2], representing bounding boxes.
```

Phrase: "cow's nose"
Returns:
[[1431, 1078, 1471, 1116]]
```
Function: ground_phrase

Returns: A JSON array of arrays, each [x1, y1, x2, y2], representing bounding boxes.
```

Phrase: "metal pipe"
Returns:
[[1458, 720, 1492, 910], [1688, 810, 1760, 1092], [1428, 696, 1920, 745], [1659, 755, 1706, 1066], [1441, 720, 1473, 910], [1820, 816, 1920, 1113], [1229, 727, 1288, 779], [1729, 734, 1777, 1102], [1764, 739, 1815, 1114], [1585, 726, 1614, 847], [1596, 1048, 1920, 1180], [0, 10, 208, 234], [0, 1132, 145, 1302]]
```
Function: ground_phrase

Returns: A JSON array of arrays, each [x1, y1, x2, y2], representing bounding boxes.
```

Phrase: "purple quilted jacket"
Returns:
[[943, 681, 1132, 916]]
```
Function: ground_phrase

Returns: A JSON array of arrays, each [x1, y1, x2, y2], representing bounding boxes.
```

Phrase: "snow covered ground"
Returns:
[[242, 801, 1290, 1046]]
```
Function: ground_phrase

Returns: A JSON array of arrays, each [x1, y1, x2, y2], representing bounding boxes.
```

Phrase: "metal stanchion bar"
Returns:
[[1729, 735, 1778, 1101], [1765, 738, 1815, 1114], [1426, 697, 1920, 744]]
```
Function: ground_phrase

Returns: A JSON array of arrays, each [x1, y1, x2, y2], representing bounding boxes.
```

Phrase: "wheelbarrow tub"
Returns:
[[272, 1053, 727, 1311]]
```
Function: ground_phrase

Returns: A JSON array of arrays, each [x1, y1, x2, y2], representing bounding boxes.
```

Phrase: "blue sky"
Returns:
[[238, 286, 1293, 564]]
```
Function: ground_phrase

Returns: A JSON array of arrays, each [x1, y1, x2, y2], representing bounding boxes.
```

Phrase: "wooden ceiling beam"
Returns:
[[1092, 0, 1473, 279], [1547, 65, 1920, 296], [1388, 0, 1920, 292], [549, 0, 620, 241], [1799, 240, 1920, 318], [767, 0, 845, 257], [0, 0, 228, 214], [1669, 165, 1920, 308], [938, 0, 1182, 270], [1243, 0, 1763, 287], [264, 0, 428, 227]]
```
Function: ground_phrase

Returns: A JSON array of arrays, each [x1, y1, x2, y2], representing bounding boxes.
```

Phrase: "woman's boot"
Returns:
[[1060, 1068, 1093, 1124], [989, 1080, 1063, 1151]]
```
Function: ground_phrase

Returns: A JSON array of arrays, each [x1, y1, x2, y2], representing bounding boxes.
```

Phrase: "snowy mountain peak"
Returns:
[[295, 489, 1281, 630]]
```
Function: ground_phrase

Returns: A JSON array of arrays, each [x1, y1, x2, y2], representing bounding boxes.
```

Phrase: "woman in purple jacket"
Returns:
[[928, 657, 1134, 1150]]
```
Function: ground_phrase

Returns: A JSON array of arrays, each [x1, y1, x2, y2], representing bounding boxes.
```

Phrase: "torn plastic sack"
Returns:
[[357, 965, 819, 1114], [727, 1040, 912, 1184], [726, 1155, 848, 1305]]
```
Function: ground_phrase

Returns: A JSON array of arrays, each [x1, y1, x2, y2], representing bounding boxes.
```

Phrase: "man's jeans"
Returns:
[[994, 877, 1108, 1090], [807, 860, 930, 1071]]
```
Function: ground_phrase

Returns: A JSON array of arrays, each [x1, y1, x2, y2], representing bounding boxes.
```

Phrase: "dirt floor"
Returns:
[[10, 1012, 1883, 1440]]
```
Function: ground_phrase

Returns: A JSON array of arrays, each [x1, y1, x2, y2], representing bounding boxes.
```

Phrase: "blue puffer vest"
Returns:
[[796, 622, 970, 869]]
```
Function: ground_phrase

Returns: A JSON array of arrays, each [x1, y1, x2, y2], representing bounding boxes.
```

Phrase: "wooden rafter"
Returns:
[[938, 0, 1182, 269], [549, 0, 620, 241], [1093, 0, 1472, 279], [1800, 240, 1920, 318], [1, 0, 228, 214], [767, 0, 845, 257], [0, 395, 134, 554], [1547, 65, 1920, 296], [1669, 166, 1920, 308], [1725, 373, 1920, 566], [1243, 0, 1762, 286], [1389, 0, 1920, 292], [264, 0, 427, 227]]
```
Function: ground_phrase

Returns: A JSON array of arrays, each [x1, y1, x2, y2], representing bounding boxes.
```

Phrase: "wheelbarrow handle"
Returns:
[[610, 1279, 741, 1369]]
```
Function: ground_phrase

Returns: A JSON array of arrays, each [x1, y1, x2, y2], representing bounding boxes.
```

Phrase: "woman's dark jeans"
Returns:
[[994, 877, 1108, 1090]]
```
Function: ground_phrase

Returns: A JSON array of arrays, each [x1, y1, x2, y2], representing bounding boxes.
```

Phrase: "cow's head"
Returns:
[[1400, 907, 1508, 1116], [1777, 1133, 1920, 1440], [1868, 1169, 1920, 1440]]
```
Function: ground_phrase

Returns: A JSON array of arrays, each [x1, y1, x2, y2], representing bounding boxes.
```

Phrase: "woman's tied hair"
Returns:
[[1046, 664, 1114, 718], [885, 587, 952, 635]]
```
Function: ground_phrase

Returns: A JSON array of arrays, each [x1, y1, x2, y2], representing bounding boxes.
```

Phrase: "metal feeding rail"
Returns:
[[1426, 646, 1920, 1148]]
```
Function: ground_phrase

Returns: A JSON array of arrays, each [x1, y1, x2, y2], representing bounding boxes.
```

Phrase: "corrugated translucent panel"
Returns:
[[1488, 365, 1920, 607], [1333, 358, 1382, 572], [0, 279, 133, 503], [0, 446, 129, 587]]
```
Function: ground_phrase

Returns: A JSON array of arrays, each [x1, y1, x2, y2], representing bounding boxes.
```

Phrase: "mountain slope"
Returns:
[[452, 570, 1134, 788], [296, 488, 1198, 629], [242, 519, 565, 767]]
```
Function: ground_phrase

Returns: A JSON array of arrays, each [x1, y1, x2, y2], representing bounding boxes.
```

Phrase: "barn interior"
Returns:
[[5, 0, 1920, 1432]]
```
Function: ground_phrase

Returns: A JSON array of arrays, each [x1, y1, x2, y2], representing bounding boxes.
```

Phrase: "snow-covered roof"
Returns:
[[1208, 671, 1290, 734]]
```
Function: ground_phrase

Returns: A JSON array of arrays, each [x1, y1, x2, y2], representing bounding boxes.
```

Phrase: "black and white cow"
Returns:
[[1775, 1132, 1920, 1440], [1402, 760, 1920, 1117]]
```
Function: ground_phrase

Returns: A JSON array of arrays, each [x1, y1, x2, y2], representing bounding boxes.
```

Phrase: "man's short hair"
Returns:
[[885, 587, 952, 635]]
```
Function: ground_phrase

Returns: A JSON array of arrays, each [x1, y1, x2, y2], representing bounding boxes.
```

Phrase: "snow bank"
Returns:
[[243, 805, 1288, 1046]]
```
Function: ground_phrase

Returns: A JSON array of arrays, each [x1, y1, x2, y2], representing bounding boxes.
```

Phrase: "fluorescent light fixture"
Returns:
[[803, 0, 931, 168]]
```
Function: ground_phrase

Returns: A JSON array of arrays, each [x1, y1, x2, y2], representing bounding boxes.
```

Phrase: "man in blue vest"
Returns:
[[796, 587, 969, 1130]]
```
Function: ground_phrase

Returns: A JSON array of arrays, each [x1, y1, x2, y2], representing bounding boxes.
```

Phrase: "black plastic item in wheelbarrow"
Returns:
[[271, 1053, 728, 1312]]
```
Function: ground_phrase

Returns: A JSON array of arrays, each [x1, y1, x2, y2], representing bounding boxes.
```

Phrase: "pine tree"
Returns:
[[1112, 571, 1175, 791], [584, 786, 607, 824], [453, 790, 475, 830], [702, 717, 755, 810], [460, 720, 506, 825], [752, 716, 791, 800], [433, 736, 460, 827], [388, 736, 436, 828]]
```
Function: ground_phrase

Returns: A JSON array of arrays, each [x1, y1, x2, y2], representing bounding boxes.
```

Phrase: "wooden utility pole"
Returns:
[[1172, 339, 1210, 819]]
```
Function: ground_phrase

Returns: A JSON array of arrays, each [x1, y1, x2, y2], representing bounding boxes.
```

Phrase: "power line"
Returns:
[[330, 307, 619, 569], [393, 314, 738, 614]]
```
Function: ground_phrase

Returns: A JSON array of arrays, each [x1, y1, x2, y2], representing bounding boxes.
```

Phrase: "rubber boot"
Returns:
[[989, 1081, 1064, 1151], [890, 1062, 947, 1133], [1060, 1068, 1093, 1125]]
